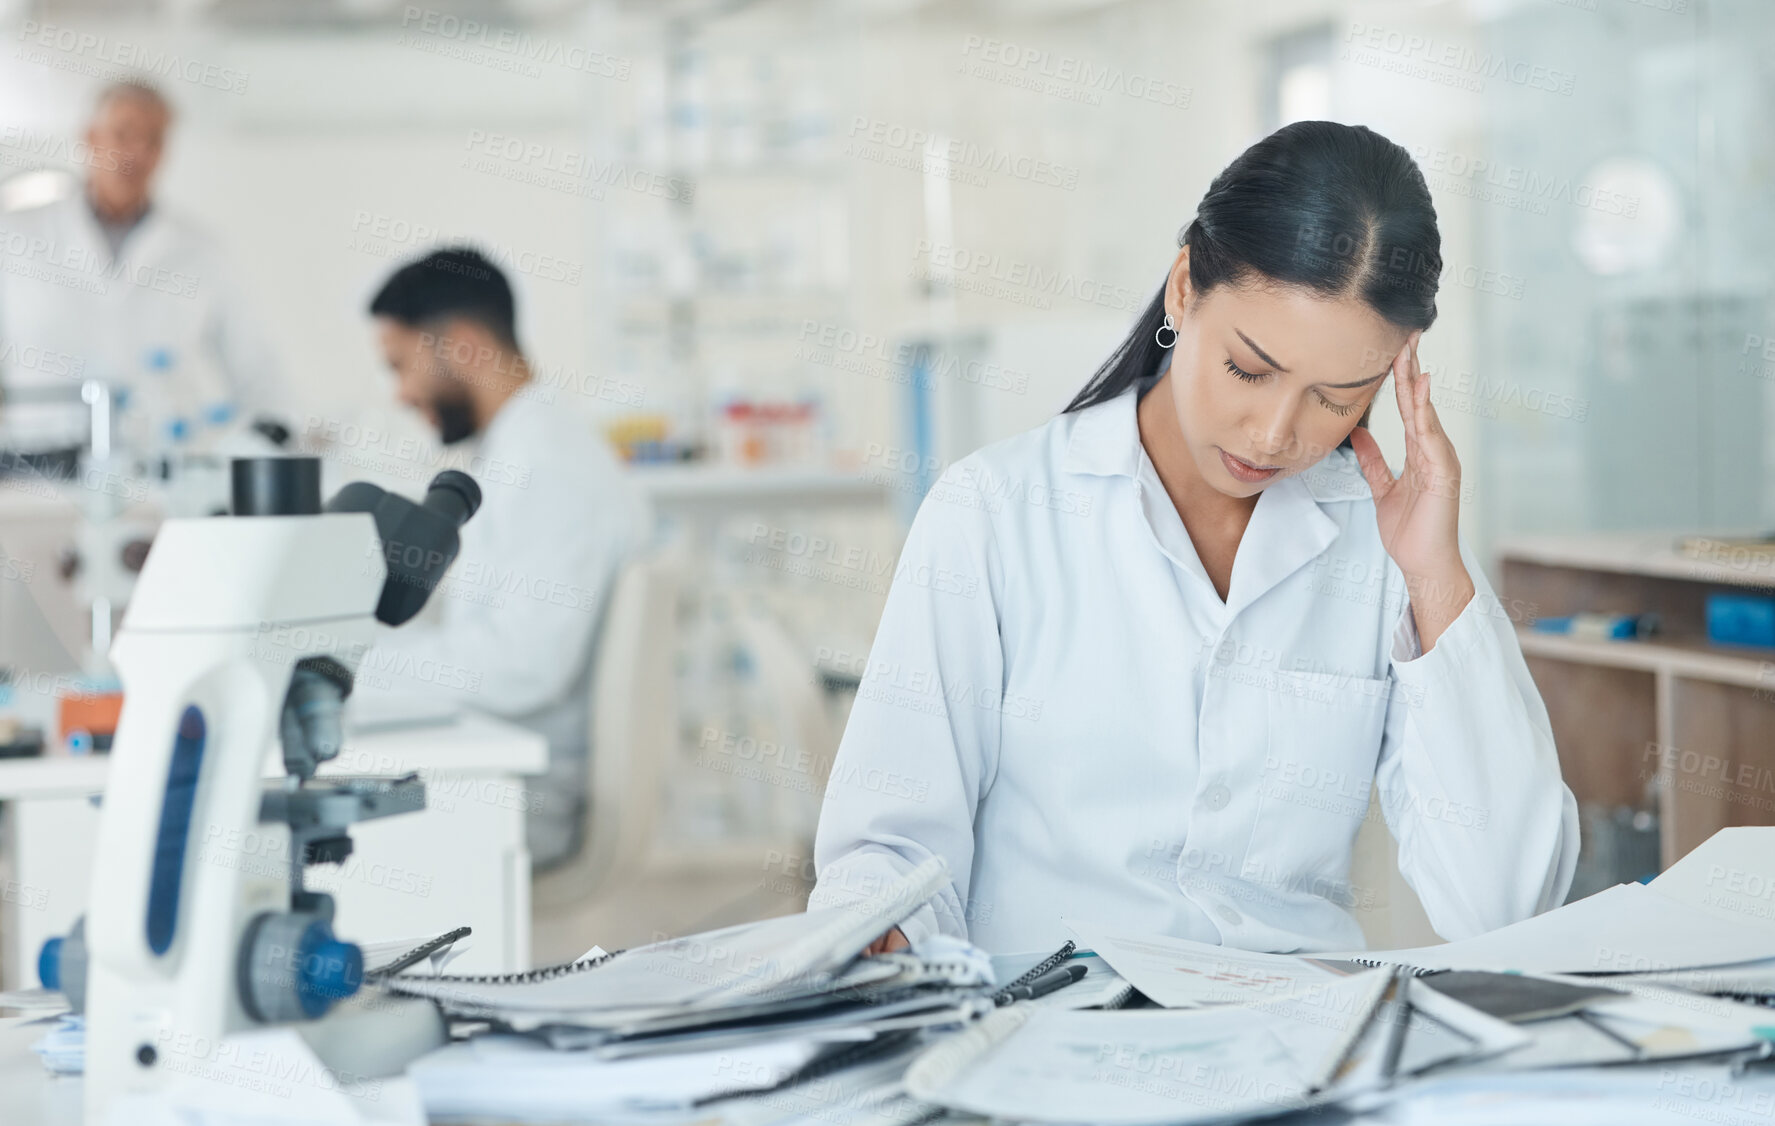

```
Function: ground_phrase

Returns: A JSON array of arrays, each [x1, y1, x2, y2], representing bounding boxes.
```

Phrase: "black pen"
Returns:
[[1310, 966, 1400, 1093], [1378, 975, 1412, 1084], [998, 962, 1087, 1004], [1574, 1009, 1642, 1059]]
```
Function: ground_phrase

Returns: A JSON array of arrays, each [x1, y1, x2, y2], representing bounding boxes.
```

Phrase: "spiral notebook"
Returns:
[[385, 856, 951, 1029]]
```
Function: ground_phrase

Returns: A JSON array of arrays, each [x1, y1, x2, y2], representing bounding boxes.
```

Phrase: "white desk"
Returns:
[[0, 711, 547, 989], [0, 1014, 80, 1125]]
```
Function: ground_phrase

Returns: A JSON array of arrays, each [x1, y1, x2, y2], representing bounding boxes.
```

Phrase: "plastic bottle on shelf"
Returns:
[[786, 396, 822, 465], [714, 396, 766, 466]]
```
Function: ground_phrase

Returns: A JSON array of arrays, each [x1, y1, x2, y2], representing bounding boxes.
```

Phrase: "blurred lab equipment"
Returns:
[[1707, 592, 1775, 649], [0, 81, 292, 680], [1529, 612, 1660, 641], [36, 457, 479, 1117]]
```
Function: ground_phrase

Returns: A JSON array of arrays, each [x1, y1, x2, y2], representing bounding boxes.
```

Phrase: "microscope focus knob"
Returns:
[[240, 912, 365, 1022], [299, 931, 365, 1017], [38, 937, 61, 989], [37, 916, 88, 1013]]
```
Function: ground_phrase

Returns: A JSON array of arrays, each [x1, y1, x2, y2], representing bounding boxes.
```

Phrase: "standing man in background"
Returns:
[[0, 79, 284, 452], [358, 247, 650, 868]]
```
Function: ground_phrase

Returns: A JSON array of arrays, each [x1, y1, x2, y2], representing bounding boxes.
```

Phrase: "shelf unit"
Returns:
[[581, 29, 887, 875], [1499, 532, 1775, 872], [632, 464, 890, 512]]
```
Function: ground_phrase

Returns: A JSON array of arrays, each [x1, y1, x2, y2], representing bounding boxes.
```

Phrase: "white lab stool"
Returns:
[[532, 555, 679, 917], [530, 554, 826, 960]]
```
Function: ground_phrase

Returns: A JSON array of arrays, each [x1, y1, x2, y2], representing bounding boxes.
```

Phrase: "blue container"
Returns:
[[1707, 592, 1775, 648]]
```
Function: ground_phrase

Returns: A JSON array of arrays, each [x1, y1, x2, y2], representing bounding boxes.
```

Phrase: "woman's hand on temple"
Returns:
[[1348, 335, 1475, 651], [863, 927, 910, 957]]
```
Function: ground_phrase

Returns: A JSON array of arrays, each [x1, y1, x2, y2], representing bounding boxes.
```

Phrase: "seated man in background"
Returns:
[[356, 247, 650, 868]]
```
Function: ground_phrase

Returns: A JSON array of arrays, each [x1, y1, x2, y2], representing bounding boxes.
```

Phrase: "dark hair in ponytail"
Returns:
[[1064, 120, 1442, 447]]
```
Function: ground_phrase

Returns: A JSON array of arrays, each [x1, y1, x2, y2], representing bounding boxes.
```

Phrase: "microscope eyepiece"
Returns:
[[326, 470, 483, 626], [231, 456, 322, 516], [422, 470, 481, 528]]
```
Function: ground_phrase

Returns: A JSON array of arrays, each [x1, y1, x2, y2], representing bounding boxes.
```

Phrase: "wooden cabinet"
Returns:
[[1499, 533, 1775, 870]]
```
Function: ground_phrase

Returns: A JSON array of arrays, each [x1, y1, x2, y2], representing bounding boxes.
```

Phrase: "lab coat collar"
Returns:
[[1061, 384, 1143, 479], [62, 190, 176, 268], [1225, 473, 1341, 614], [1064, 376, 1362, 614], [481, 384, 542, 447], [119, 207, 176, 268]]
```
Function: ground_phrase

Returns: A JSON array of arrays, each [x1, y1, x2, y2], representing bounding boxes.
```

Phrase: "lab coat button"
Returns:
[[1217, 904, 1242, 926], [1203, 784, 1231, 811]]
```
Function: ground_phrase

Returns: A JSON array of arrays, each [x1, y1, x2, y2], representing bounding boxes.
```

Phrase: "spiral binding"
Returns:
[[1719, 991, 1775, 1009], [903, 1003, 1033, 1095], [991, 940, 1075, 1004], [1347, 957, 1436, 977], [392, 947, 625, 985], [365, 926, 472, 981]]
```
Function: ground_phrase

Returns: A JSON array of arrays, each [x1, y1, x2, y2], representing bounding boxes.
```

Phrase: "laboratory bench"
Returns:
[[0, 710, 546, 990]]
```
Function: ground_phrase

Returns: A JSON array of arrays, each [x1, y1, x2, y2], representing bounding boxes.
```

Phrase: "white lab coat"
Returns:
[[0, 192, 281, 444], [810, 376, 1579, 955], [353, 392, 651, 866]]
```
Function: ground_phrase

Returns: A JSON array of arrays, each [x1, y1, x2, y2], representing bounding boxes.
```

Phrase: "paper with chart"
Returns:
[[904, 970, 1412, 1124], [1065, 920, 1343, 1007], [904, 1005, 1324, 1125]]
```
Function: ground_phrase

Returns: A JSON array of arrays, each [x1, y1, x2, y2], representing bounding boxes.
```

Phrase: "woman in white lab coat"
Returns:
[[810, 120, 1579, 956]]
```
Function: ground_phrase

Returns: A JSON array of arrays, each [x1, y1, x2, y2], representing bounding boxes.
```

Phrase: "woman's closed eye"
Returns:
[[1223, 357, 1363, 416], [1223, 357, 1264, 385]]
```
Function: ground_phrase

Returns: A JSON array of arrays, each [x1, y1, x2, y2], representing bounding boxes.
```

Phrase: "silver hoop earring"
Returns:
[[1154, 314, 1177, 349]]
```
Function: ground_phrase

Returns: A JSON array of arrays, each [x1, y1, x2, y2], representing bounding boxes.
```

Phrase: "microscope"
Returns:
[[37, 456, 481, 1123]]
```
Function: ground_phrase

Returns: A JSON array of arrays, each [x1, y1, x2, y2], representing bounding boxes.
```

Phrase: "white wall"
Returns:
[[0, 0, 1495, 553]]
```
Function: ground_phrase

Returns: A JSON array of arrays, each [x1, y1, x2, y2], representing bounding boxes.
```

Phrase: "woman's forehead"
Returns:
[[1197, 284, 1405, 378]]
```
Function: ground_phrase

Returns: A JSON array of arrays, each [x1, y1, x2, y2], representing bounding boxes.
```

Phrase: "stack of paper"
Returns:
[[407, 1033, 827, 1122], [1036, 826, 1775, 1125], [373, 825, 1775, 1126], [385, 858, 985, 1053], [902, 969, 1526, 1124], [384, 857, 1020, 1120], [387, 860, 1177, 1123]]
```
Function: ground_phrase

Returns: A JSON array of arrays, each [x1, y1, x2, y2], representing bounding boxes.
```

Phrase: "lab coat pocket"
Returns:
[[1245, 669, 1391, 881]]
